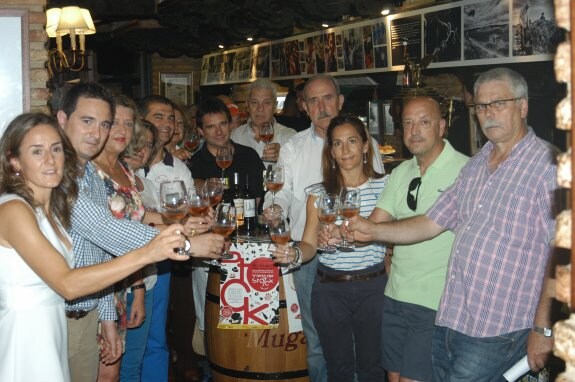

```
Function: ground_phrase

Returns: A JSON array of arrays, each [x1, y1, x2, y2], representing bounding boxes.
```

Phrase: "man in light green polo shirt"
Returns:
[[370, 96, 468, 382]]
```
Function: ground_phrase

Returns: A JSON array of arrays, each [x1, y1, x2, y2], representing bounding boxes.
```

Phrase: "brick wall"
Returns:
[[1, 0, 49, 114]]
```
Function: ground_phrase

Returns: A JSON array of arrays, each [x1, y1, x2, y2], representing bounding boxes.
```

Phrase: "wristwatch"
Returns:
[[533, 326, 553, 337]]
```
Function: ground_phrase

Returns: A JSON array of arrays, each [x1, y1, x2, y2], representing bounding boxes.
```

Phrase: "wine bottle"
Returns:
[[221, 176, 232, 208], [242, 175, 257, 235], [403, 62, 412, 88], [231, 172, 244, 231]]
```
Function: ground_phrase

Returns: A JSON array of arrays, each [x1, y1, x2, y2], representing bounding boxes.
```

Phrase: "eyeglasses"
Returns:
[[471, 98, 522, 113], [407, 177, 421, 211]]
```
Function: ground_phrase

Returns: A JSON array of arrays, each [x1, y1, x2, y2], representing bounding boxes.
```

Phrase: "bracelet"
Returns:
[[131, 284, 146, 291], [288, 246, 303, 270]]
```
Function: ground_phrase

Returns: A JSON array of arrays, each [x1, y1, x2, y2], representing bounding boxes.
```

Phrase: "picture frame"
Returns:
[[0, 9, 29, 136], [159, 72, 193, 106]]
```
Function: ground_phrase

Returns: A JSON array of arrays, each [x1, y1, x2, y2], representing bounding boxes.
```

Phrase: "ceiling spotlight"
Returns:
[[321, 23, 329, 28], [247, 37, 253, 42], [381, 9, 390, 16], [218, 44, 224, 49]]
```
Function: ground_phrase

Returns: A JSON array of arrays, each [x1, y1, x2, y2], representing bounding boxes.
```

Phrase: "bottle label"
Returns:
[[244, 199, 256, 217], [233, 198, 244, 215]]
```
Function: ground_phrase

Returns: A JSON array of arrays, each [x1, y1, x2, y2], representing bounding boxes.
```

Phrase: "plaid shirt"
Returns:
[[427, 128, 557, 337], [66, 162, 158, 321]]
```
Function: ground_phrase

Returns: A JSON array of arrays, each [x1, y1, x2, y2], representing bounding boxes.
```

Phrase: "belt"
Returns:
[[65, 310, 90, 320], [317, 268, 386, 283]]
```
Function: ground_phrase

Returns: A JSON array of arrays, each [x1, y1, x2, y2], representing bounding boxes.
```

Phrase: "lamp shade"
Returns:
[[46, 8, 68, 37], [56, 6, 89, 32], [77, 8, 96, 35]]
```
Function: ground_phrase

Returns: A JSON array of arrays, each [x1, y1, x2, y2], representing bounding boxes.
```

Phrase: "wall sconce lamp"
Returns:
[[46, 6, 95, 79]]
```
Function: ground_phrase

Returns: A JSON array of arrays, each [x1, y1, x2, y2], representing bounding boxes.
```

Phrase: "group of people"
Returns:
[[0, 66, 558, 382]]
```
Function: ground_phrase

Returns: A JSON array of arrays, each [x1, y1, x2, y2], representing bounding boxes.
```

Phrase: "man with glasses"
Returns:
[[349, 67, 557, 380], [366, 96, 467, 382]]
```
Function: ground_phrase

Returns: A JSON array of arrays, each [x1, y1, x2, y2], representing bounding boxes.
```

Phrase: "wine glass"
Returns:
[[338, 188, 361, 250], [216, 146, 232, 180], [265, 164, 284, 213], [160, 180, 189, 255], [203, 178, 224, 207], [183, 130, 202, 155], [188, 190, 210, 217], [260, 122, 274, 145], [269, 217, 291, 245], [317, 193, 339, 254], [213, 204, 236, 260]]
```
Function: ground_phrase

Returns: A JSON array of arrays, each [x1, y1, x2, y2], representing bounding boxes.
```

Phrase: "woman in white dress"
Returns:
[[0, 113, 222, 382]]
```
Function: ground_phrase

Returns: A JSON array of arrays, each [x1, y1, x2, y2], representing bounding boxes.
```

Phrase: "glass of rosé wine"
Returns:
[[317, 193, 339, 254], [213, 204, 236, 260], [338, 188, 361, 250], [265, 164, 284, 213], [216, 146, 232, 180]]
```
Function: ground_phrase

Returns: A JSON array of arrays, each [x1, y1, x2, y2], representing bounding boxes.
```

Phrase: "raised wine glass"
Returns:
[[265, 164, 284, 213], [216, 146, 232, 180], [213, 204, 236, 260], [183, 130, 202, 155], [188, 190, 210, 217], [317, 193, 339, 254], [160, 180, 189, 255], [338, 188, 361, 250], [260, 122, 274, 145], [269, 217, 291, 245], [203, 178, 224, 208]]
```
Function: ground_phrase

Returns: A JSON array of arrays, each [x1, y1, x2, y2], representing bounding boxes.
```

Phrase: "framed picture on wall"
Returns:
[[0, 9, 29, 135], [159, 72, 193, 106]]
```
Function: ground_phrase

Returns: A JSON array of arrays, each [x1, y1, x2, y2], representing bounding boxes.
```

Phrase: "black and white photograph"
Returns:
[[390, 16, 422, 67], [512, 0, 558, 56], [463, 0, 510, 60], [424, 7, 462, 62]]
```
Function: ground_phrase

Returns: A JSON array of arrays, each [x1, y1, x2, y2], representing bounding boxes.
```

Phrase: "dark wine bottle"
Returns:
[[242, 175, 257, 235], [403, 62, 412, 88]]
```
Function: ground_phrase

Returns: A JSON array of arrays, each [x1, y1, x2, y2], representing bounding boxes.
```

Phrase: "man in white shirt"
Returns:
[[231, 78, 296, 163], [264, 75, 384, 382], [136, 95, 195, 382]]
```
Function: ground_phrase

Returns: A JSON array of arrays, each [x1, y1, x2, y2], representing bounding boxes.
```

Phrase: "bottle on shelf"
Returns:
[[242, 174, 257, 236], [403, 61, 412, 88]]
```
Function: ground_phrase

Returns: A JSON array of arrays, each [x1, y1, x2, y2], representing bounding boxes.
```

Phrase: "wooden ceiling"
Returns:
[[47, 0, 400, 57]]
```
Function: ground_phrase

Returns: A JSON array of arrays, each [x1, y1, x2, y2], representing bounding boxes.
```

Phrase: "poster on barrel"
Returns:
[[218, 243, 280, 329]]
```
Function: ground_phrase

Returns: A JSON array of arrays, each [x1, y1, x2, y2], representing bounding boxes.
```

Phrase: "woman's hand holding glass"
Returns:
[[269, 218, 294, 265]]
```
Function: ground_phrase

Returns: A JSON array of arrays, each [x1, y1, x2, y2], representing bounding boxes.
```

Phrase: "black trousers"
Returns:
[[311, 263, 387, 382]]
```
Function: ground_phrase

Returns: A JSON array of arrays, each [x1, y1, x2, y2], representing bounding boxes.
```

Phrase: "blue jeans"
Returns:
[[432, 326, 529, 382], [120, 288, 154, 382], [293, 255, 328, 382], [141, 272, 171, 382]]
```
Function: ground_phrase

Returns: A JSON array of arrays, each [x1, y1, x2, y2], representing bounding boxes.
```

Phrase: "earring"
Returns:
[[331, 160, 336, 169], [15, 171, 20, 176], [363, 153, 367, 164]]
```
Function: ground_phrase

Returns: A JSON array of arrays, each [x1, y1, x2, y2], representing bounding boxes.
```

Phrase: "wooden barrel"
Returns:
[[205, 266, 309, 382]]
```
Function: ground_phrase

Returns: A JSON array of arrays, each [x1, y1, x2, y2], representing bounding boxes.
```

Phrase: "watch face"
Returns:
[[543, 328, 552, 337]]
